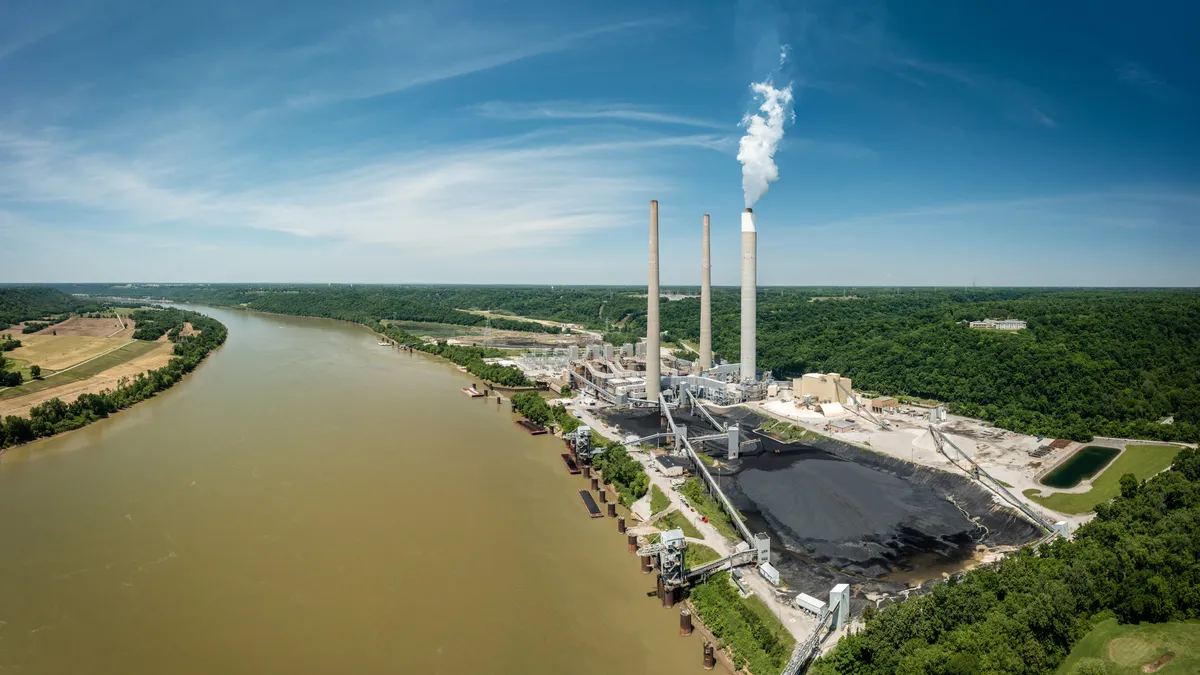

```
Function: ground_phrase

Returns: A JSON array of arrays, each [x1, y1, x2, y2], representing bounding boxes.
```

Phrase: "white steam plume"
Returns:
[[736, 57, 793, 207]]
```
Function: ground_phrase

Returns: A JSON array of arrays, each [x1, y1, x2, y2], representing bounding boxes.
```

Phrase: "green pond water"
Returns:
[[1040, 446, 1121, 488]]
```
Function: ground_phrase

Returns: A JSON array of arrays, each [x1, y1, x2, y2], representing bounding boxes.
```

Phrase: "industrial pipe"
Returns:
[[640, 555, 652, 573]]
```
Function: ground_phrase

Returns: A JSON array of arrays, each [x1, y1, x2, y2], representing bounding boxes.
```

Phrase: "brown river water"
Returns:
[[0, 307, 704, 674]]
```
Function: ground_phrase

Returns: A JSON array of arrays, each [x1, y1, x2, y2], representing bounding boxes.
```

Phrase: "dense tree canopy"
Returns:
[[0, 287, 98, 330], [63, 284, 1200, 442], [812, 448, 1200, 675]]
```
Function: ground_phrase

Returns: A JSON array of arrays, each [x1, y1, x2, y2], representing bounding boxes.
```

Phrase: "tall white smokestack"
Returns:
[[646, 200, 661, 402], [699, 214, 712, 371], [740, 208, 756, 382]]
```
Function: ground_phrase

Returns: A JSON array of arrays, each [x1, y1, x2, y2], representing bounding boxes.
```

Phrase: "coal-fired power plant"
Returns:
[[740, 208, 757, 382], [633, 200, 760, 406]]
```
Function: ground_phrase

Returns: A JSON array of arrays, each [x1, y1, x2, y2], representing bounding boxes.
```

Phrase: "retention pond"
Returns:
[[1040, 445, 1121, 488]]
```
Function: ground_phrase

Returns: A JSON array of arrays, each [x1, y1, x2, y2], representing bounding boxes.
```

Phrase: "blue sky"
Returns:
[[1, 0, 1197, 286]]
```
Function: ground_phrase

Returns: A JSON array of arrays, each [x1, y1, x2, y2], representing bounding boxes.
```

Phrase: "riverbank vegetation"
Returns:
[[591, 442, 648, 507], [650, 485, 670, 513], [417, 342, 531, 387], [653, 510, 702, 539], [1023, 444, 1183, 515], [689, 572, 796, 675], [510, 391, 580, 434], [812, 448, 1200, 675], [66, 285, 1200, 444], [681, 478, 740, 541], [0, 309, 226, 450]]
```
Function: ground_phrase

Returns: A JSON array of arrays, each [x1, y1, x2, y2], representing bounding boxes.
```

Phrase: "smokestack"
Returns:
[[699, 214, 712, 370], [647, 200, 661, 402], [740, 208, 756, 382]]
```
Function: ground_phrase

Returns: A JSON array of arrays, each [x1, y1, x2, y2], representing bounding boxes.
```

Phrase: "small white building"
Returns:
[[795, 593, 827, 616], [757, 562, 781, 586], [969, 319, 1026, 330]]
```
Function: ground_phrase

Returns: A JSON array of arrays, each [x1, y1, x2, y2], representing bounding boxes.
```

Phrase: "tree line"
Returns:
[[0, 309, 226, 449], [0, 286, 100, 330], [62, 284, 1200, 443], [511, 391, 580, 434], [812, 448, 1200, 675]]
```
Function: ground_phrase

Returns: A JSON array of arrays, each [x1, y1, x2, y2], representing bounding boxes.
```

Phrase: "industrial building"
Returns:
[[969, 319, 1027, 330], [793, 373, 853, 405]]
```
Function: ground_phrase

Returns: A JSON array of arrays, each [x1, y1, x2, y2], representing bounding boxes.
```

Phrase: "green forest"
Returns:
[[0, 286, 101, 330], [58, 284, 1200, 442], [812, 449, 1200, 675], [0, 309, 226, 450]]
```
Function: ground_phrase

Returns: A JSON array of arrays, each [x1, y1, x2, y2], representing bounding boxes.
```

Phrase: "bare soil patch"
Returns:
[[1142, 653, 1174, 673], [0, 343, 174, 418], [180, 322, 198, 337], [34, 316, 128, 338]]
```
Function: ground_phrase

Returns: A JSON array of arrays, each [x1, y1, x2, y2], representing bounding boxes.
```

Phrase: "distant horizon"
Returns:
[[14, 282, 1199, 291]]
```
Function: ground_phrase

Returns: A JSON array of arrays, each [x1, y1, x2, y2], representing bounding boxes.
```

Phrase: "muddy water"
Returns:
[[0, 308, 702, 675]]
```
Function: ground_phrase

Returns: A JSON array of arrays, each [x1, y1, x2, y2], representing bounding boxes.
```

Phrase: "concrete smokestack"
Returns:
[[699, 214, 712, 370], [740, 208, 756, 382], [646, 200, 661, 402]]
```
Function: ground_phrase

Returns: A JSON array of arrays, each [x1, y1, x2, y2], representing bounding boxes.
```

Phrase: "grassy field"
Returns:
[[681, 479, 743, 541], [385, 320, 482, 339], [0, 341, 163, 401], [684, 543, 721, 568], [7, 335, 129, 371], [1056, 618, 1200, 674], [650, 485, 669, 513], [653, 510, 702, 539], [1025, 444, 1184, 514]]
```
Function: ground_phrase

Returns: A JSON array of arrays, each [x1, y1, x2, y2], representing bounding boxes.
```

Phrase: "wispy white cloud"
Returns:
[[276, 16, 675, 109], [476, 100, 728, 130], [0, 128, 721, 253], [805, 191, 1200, 232], [893, 57, 1057, 128]]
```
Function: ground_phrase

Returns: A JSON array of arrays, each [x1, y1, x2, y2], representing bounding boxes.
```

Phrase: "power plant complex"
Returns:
[[557, 201, 772, 407]]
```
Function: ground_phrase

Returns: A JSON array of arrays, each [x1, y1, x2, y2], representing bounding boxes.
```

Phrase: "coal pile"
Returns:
[[601, 407, 1040, 594]]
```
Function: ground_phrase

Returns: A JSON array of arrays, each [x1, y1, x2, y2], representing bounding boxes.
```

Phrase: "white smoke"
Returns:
[[736, 71, 793, 208]]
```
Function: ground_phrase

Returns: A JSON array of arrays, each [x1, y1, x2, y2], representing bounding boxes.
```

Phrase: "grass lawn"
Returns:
[[7, 335, 129, 371], [0, 341, 163, 401], [653, 510, 702, 539], [684, 543, 721, 568], [1056, 618, 1200, 674], [1025, 444, 1184, 515], [650, 485, 670, 514], [757, 418, 819, 443], [681, 479, 743, 541]]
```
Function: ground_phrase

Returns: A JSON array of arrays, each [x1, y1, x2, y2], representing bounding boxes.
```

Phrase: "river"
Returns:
[[0, 307, 704, 674]]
